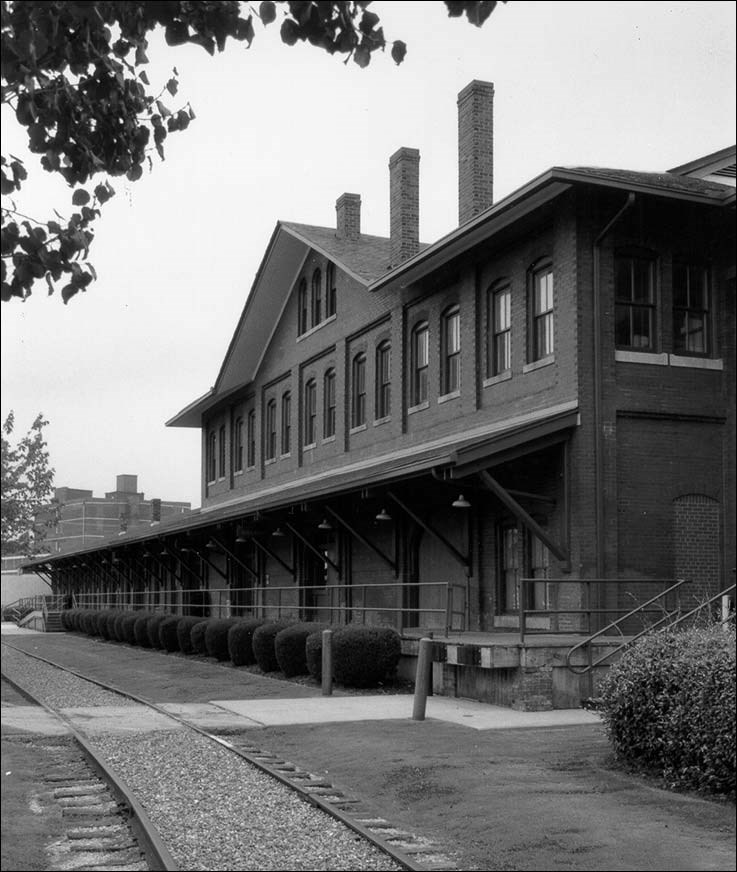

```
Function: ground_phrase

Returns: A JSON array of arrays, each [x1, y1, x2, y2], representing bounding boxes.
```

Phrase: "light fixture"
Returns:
[[101, 558, 108, 565], [452, 494, 471, 509], [235, 527, 249, 544], [272, 526, 286, 538], [112, 556, 121, 564], [206, 538, 219, 551], [375, 508, 392, 522], [160, 547, 170, 557], [317, 518, 333, 531], [143, 550, 152, 558]]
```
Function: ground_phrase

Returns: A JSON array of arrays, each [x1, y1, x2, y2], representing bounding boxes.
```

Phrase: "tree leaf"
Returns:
[[260, 1, 277, 25], [391, 40, 407, 64], [71, 189, 90, 206]]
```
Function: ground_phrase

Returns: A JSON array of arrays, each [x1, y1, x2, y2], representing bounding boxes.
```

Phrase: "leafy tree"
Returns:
[[1, 1, 505, 303], [1, 411, 55, 556]]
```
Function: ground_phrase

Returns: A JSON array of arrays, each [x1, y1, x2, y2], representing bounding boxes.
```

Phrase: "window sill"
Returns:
[[280, 452, 291, 460], [264, 458, 277, 466], [374, 415, 391, 427], [297, 313, 337, 343], [523, 356, 554, 374], [615, 349, 667, 365], [303, 442, 316, 452], [234, 470, 244, 477], [408, 401, 429, 415], [669, 354, 723, 371], [483, 371, 512, 387], [322, 435, 336, 444], [246, 464, 256, 472], [349, 424, 367, 435], [438, 390, 460, 405]]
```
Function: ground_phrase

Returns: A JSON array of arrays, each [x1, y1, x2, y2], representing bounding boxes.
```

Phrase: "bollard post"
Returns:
[[321, 629, 333, 696], [412, 637, 433, 721], [722, 595, 734, 632]]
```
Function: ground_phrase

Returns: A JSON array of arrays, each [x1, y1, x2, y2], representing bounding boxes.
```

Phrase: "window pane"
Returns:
[[633, 258, 653, 303], [615, 258, 632, 301], [672, 262, 689, 308], [631, 307, 652, 348]]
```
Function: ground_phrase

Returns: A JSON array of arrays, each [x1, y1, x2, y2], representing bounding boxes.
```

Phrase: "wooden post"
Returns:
[[412, 637, 433, 721], [321, 629, 333, 696]]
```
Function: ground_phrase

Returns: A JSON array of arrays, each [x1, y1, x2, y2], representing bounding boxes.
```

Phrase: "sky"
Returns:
[[1, 1, 735, 509]]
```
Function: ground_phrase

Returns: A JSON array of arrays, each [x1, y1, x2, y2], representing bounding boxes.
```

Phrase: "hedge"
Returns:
[[306, 630, 325, 681], [133, 613, 155, 647], [228, 618, 265, 666], [146, 613, 169, 649], [175, 616, 201, 654], [190, 619, 212, 655], [205, 618, 241, 661], [275, 623, 327, 677], [332, 625, 401, 688], [158, 616, 182, 652], [121, 612, 140, 645], [252, 621, 293, 672], [599, 625, 736, 797]]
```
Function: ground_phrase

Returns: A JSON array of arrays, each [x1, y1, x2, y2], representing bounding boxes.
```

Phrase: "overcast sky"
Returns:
[[1, 1, 735, 509]]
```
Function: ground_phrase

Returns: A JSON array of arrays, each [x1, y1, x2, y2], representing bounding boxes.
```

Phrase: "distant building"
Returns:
[[38, 474, 190, 555]]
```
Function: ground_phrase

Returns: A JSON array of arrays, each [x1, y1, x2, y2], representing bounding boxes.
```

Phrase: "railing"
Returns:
[[69, 580, 467, 635], [2, 594, 67, 623]]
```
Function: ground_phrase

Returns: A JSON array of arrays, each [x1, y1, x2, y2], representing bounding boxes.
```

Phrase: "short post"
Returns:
[[412, 637, 433, 721], [321, 629, 333, 696], [722, 595, 734, 632]]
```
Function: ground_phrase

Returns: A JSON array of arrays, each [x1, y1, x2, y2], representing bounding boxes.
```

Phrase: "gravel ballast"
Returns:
[[1, 643, 402, 871]]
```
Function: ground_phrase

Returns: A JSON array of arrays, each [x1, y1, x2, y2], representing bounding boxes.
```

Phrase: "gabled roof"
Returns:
[[668, 145, 736, 182]]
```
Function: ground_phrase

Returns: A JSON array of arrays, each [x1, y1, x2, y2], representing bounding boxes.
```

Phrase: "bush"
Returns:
[[81, 610, 98, 635], [133, 612, 154, 647], [306, 629, 325, 681], [106, 611, 124, 640], [252, 621, 293, 672], [146, 613, 169, 649], [228, 618, 265, 666], [158, 616, 181, 652], [599, 625, 736, 797], [60, 608, 76, 631], [190, 619, 212, 655], [275, 623, 327, 677], [332, 625, 402, 688], [121, 612, 140, 645], [205, 618, 241, 661], [97, 610, 115, 640], [112, 612, 130, 642], [176, 616, 202, 654]]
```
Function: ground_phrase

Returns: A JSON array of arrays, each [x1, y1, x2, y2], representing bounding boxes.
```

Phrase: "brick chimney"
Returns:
[[458, 80, 494, 225], [335, 193, 361, 241], [389, 146, 420, 268]]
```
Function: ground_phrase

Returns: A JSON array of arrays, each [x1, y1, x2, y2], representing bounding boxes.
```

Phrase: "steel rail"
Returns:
[[1, 640, 446, 872]]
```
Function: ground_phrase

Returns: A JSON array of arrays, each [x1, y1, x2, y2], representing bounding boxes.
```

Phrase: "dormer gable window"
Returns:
[[297, 278, 308, 336], [311, 268, 322, 328]]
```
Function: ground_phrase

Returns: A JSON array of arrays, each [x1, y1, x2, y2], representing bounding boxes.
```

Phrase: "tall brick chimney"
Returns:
[[458, 80, 494, 225], [335, 193, 361, 241], [389, 146, 420, 268]]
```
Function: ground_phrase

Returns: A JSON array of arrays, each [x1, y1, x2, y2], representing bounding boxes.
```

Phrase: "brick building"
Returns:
[[25, 83, 735, 707]]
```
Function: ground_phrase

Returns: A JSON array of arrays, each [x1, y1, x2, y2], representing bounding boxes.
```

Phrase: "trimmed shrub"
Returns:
[[97, 610, 115, 640], [275, 623, 327, 677], [112, 612, 130, 642], [205, 618, 240, 661], [81, 610, 98, 635], [158, 616, 182, 652], [332, 625, 402, 688], [252, 621, 293, 672], [599, 625, 736, 797], [146, 614, 169, 649], [106, 611, 124, 640], [228, 618, 265, 666], [176, 616, 202, 655], [121, 612, 140, 645], [306, 629, 325, 681], [133, 612, 154, 647], [60, 608, 76, 631], [190, 619, 212, 655]]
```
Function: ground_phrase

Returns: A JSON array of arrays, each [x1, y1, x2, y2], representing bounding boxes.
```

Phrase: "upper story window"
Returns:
[[323, 369, 336, 439], [311, 268, 322, 328], [410, 322, 429, 406], [281, 392, 291, 455], [304, 379, 317, 446], [326, 262, 337, 318], [673, 262, 710, 355], [218, 425, 226, 478], [265, 399, 277, 461], [441, 306, 461, 395], [298, 278, 308, 336], [530, 264, 554, 361], [351, 353, 366, 428], [206, 430, 217, 483], [247, 410, 256, 468], [233, 417, 244, 473], [376, 342, 391, 419], [488, 284, 511, 376], [615, 251, 655, 350]]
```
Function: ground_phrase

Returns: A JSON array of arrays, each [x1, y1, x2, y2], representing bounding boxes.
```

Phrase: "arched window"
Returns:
[[410, 322, 429, 406], [265, 399, 277, 461], [297, 277, 308, 335], [441, 306, 461, 394], [375, 341, 391, 419], [281, 392, 291, 455], [323, 369, 336, 439], [206, 430, 217, 483], [351, 353, 366, 428], [487, 283, 511, 376], [326, 262, 337, 318], [246, 410, 256, 468], [218, 425, 226, 478], [304, 379, 317, 446], [233, 417, 244, 473], [311, 268, 322, 327]]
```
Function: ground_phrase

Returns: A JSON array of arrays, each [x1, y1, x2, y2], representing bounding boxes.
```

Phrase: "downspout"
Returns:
[[592, 192, 636, 578]]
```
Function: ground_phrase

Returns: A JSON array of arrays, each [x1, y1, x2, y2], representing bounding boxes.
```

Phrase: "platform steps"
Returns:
[[44, 611, 64, 632]]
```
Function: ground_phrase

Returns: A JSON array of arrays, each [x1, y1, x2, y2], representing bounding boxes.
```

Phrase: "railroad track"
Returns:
[[2, 641, 458, 871]]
